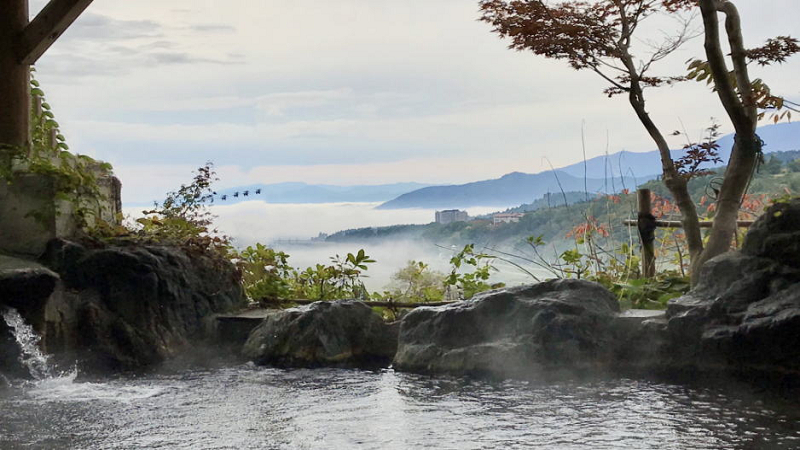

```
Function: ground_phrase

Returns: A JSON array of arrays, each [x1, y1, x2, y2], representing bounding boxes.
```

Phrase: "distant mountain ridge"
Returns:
[[557, 121, 800, 179], [376, 171, 645, 209], [377, 122, 800, 209]]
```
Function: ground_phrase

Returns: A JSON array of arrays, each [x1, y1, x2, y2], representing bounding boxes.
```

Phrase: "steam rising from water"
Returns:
[[124, 201, 524, 290], [125, 201, 508, 244]]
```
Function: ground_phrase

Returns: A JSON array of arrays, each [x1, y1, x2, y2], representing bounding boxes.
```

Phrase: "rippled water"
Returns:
[[1, 365, 799, 449]]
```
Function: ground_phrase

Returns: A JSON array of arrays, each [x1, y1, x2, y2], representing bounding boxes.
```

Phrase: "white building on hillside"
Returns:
[[492, 213, 524, 225], [435, 209, 469, 225]]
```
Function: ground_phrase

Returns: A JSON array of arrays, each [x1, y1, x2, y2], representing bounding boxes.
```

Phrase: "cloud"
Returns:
[[257, 89, 355, 116], [61, 13, 163, 41], [30, 0, 800, 201], [36, 11, 237, 80], [189, 24, 236, 33], [146, 52, 235, 66]]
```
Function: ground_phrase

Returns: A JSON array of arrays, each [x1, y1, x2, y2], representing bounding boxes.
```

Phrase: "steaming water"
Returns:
[[3, 309, 800, 448], [2, 365, 800, 449]]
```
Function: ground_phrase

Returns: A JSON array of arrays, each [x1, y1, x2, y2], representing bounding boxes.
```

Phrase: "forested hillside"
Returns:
[[329, 152, 800, 254]]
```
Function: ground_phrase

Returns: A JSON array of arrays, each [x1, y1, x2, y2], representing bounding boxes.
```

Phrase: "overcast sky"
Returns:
[[30, 0, 800, 203]]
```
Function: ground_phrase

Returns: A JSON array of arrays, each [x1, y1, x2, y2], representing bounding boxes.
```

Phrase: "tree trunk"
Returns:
[[0, 0, 30, 153], [692, 0, 759, 285], [690, 135, 758, 281], [627, 89, 704, 264], [610, 11, 706, 269]]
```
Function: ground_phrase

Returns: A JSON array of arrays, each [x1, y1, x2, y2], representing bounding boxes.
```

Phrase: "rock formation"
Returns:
[[393, 279, 620, 378], [666, 199, 800, 374], [1, 239, 244, 375], [243, 300, 398, 368]]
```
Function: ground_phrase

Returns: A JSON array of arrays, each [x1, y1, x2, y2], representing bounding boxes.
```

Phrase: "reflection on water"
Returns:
[[1, 365, 799, 449]]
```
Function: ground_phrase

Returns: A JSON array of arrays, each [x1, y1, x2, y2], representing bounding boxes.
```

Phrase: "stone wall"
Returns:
[[0, 168, 121, 257]]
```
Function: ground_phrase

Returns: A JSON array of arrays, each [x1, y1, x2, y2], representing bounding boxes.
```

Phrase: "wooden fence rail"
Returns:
[[624, 188, 754, 278]]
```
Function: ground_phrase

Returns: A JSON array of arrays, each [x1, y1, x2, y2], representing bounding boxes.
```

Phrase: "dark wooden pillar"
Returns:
[[637, 189, 657, 278], [0, 0, 30, 151]]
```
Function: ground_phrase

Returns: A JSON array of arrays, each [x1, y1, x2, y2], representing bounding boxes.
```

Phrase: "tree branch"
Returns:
[[698, 0, 751, 134]]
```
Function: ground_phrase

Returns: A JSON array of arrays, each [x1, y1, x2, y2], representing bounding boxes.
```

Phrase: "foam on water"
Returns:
[[25, 370, 164, 403], [2, 307, 161, 404]]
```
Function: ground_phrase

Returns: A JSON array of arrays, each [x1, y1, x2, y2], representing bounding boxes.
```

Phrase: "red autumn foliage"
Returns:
[[567, 216, 610, 239]]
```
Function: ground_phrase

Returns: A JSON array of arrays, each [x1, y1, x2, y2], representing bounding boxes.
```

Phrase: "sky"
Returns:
[[30, 0, 800, 204]]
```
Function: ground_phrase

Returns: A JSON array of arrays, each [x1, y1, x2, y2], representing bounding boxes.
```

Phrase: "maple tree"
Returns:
[[479, 0, 798, 284], [683, 0, 798, 280]]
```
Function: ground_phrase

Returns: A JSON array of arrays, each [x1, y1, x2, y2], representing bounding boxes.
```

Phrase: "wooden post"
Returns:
[[637, 188, 657, 278], [0, 0, 31, 152], [48, 127, 58, 150]]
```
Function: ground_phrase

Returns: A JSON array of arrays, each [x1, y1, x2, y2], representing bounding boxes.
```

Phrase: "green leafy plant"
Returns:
[[238, 243, 292, 301], [1, 69, 113, 230], [446, 244, 504, 300], [133, 162, 233, 257], [237, 246, 376, 304]]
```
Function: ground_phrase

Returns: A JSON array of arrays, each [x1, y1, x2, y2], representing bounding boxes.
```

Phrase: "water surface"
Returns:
[[2, 365, 799, 449]]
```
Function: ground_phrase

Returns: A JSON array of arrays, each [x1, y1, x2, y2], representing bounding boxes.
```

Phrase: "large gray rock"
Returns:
[[666, 199, 800, 373], [0, 255, 59, 320], [742, 198, 800, 268], [393, 279, 620, 378], [37, 239, 246, 373], [243, 301, 398, 368]]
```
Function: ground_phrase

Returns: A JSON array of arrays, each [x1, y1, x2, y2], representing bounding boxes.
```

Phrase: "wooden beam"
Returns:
[[0, 0, 30, 149], [17, 0, 93, 65], [623, 219, 755, 228]]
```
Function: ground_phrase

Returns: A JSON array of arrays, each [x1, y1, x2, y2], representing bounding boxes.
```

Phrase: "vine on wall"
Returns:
[[1, 68, 114, 229]]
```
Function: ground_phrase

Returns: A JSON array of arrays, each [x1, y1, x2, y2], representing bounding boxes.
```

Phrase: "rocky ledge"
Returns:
[[665, 199, 800, 374], [393, 279, 620, 378], [1, 239, 245, 375]]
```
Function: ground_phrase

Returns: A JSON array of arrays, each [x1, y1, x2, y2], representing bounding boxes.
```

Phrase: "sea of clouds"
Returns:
[[123, 201, 541, 290]]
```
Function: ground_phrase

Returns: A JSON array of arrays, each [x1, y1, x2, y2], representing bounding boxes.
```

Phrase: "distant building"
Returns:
[[492, 213, 524, 225], [435, 209, 469, 224]]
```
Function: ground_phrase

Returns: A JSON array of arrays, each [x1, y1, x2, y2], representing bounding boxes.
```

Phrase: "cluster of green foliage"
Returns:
[[236, 242, 504, 317], [374, 260, 447, 303], [501, 222, 690, 309], [1, 70, 113, 229], [445, 243, 505, 299], [237, 245, 376, 303], [134, 163, 229, 251]]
